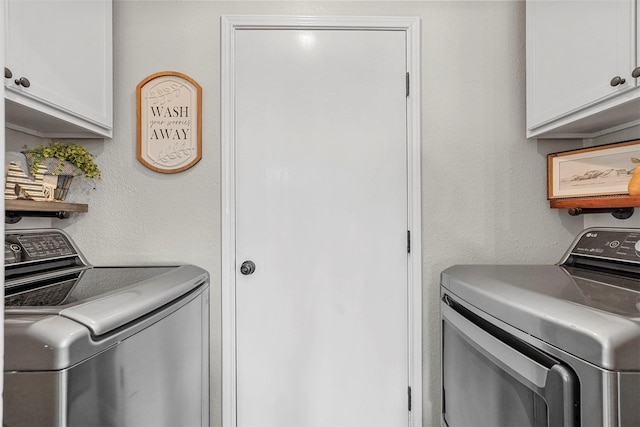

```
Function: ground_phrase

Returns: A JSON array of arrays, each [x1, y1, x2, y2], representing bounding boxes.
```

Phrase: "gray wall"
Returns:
[[5, 1, 596, 425]]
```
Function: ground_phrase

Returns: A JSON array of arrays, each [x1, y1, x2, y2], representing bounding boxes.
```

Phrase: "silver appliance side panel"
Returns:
[[618, 372, 640, 426], [4, 285, 210, 427], [4, 370, 68, 426]]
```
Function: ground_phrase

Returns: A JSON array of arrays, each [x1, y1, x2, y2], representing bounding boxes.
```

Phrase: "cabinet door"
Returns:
[[4, 0, 112, 137], [527, 0, 635, 131]]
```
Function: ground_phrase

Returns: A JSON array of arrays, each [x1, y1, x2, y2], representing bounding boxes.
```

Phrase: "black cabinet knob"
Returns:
[[632, 67, 640, 79], [610, 76, 626, 87], [4, 67, 12, 79], [14, 77, 30, 88]]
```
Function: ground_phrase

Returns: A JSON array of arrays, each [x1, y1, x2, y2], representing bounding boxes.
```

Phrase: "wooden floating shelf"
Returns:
[[550, 196, 640, 209], [5, 199, 88, 223], [5, 199, 88, 213], [550, 196, 640, 218]]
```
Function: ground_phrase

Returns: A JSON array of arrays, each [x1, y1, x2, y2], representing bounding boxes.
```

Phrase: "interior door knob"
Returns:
[[610, 76, 626, 87], [632, 67, 640, 79], [240, 260, 256, 275]]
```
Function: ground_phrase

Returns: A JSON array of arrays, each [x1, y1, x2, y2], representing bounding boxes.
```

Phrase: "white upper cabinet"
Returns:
[[4, 0, 112, 138], [526, 0, 640, 139]]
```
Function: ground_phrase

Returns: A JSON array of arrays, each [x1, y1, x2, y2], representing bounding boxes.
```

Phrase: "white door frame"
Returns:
[[221, 15, 422, 427]]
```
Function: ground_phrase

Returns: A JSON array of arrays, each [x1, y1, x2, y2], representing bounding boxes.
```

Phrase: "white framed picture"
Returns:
[[548, 139, 640, 199]]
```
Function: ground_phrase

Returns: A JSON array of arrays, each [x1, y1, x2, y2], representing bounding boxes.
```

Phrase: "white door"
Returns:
[[228, 20, 417, 427]]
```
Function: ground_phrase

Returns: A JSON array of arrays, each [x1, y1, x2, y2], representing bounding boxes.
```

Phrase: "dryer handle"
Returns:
[[442, 301, 578, 426]]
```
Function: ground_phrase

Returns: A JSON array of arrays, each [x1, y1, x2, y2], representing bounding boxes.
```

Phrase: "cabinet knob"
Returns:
[[632, 67, 640, 79], [14, 77, 31, 88], [610, 76, 626, 87], [4, 67, 12, 79]]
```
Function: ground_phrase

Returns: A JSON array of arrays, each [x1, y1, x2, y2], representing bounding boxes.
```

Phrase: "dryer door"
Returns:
[[441, 295, 579, 427]]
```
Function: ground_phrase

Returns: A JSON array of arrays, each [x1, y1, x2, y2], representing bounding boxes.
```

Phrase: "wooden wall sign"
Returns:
[[136, 71, 202, 173]]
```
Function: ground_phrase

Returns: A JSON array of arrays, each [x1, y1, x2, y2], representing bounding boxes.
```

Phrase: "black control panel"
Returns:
[[5, 231, 77, 265], [570, 229, 640, 263]]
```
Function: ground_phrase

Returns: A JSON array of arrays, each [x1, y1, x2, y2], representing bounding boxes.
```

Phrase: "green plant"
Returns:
[[23, 141, 102, 180]]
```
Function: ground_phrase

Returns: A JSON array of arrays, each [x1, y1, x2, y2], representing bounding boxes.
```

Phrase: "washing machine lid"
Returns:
[[5, 229, 209, 336], [6, 264, 208, 336], [6, 265, 176, 306], [4, 264, 210, 372]]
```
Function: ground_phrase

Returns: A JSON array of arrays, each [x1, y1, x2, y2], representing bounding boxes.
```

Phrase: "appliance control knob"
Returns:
[[633, 67, 640, 79], [634, 240, 640, 256], [4, 67, 12, 79]]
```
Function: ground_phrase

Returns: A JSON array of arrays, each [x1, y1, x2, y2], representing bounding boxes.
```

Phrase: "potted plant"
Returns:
[[22, 141, 101, 200]]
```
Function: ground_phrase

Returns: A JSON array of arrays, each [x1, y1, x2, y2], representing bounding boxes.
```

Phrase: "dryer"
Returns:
[[441, 227, 640, 427]]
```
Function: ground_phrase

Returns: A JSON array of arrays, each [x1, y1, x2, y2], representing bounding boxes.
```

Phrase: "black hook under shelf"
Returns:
[[567, 207, 634, 219]]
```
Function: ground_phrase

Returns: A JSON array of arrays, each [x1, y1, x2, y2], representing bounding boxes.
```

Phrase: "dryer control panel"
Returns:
[[566, 228, 640, 264]]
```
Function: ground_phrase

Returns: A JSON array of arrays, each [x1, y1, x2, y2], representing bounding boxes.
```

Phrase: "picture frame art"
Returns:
[[136, 71, 202, 173], [547, 139, 640, 200]]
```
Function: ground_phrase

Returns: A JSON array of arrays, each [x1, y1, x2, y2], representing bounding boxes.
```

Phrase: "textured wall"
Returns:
[[4, 1, 595, 426]]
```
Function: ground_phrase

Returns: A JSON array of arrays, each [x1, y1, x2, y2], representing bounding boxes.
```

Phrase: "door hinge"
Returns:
[[408, 386, 412, 411], [406, 72, 410, 97], [407, 230, 411, 254]]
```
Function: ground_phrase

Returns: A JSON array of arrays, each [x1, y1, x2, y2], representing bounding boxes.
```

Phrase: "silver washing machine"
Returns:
[[4, 228, 210, 427]]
